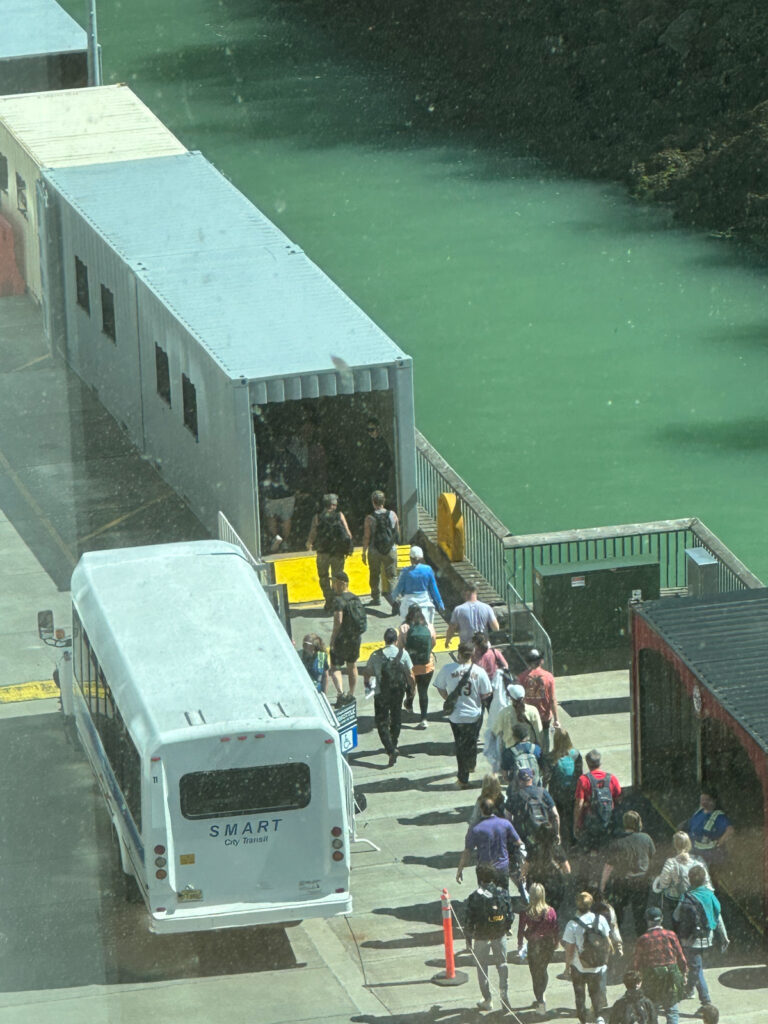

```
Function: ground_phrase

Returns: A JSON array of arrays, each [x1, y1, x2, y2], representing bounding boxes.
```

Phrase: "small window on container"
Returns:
[[182, 373, 198, 440], [155, 344, 171, 406], [15, 173, 27, 218], [0, 154, 8, 192], [100, 285, 116, 342], [75, 256, 90, 314]]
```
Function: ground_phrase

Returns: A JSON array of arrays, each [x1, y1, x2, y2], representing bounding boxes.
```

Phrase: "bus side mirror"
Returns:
[[37, 610, 54, 642]]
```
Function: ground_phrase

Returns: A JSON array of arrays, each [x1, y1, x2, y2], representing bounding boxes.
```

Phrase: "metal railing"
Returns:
[[504, 517, 763, 607], [217, 511, 292, 637], [415, 429, 510, 600], [506, 581, 554, 673]]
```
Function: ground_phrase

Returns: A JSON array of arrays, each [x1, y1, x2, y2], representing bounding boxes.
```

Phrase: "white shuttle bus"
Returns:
[[64, 539, 353, 933]]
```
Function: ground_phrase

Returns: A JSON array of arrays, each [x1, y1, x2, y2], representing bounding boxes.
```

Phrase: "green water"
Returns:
[[64, 0, 768, 579]]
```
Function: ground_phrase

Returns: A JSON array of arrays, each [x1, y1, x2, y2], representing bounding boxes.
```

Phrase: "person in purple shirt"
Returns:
[[456, 798, 525, 890]]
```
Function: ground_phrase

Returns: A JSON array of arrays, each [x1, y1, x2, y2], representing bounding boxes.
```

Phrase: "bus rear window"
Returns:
[[179, 763, 310, 819]]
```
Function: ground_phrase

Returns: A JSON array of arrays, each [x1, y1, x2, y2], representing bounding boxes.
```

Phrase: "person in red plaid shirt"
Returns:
[[633, 906, 687, 1024]]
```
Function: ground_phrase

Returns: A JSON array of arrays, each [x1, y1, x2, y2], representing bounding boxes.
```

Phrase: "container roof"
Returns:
[[2, 0, 87, 60], [43, 152, 411, 384], [636, 588, 768, 754], [0, 85, 186, 167]]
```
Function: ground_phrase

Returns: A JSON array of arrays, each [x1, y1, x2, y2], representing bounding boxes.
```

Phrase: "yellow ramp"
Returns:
[[271, 545, 412, 606]]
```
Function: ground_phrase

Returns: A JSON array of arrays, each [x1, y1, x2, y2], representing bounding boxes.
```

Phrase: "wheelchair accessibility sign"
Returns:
[[335, 700, 358, 754]]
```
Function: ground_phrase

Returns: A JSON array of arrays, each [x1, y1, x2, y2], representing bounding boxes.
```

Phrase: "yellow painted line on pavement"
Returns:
[[78, 494, 168, 544], [360, 634, 459, 660], [0, 680, 58, 703]]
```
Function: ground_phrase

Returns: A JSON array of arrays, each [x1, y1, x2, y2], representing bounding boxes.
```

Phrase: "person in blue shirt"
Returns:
[[685, 788, 734, 868], [392, 545, 445, 624]]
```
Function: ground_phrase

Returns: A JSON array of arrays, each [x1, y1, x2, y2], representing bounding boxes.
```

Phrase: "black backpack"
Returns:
[[585, 772, 614, 832], [675, 892, 708, 944], [517, 786, 550, 836], [380, 649, 408, 696], [575, 915, 612, 967], [468, 884, 513, 940], [404, 623, 432, 666], [616, 994, 654, 1024], [371, 508, 396, 555], [316, 510, 352, 556], [341, 594, 367, 636]]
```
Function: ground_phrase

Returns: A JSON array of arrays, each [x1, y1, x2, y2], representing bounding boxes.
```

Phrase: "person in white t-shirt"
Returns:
[[562, 890, 611, 1024], [434, 642, 492, 789]]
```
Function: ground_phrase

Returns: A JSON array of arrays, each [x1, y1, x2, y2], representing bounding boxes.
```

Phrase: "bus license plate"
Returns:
[[178, 888, 203, 902]]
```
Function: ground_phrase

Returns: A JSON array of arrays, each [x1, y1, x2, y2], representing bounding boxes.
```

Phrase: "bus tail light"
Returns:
[[332, 851, 344, 862], [331, 826, 342, 837], [156, 869, 167, 879], [154, 844, 166, 855]]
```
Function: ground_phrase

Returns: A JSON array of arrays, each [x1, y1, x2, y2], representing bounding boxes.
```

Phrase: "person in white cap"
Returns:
[[391, 545, 445, 625], [491, 680, 543, 774]]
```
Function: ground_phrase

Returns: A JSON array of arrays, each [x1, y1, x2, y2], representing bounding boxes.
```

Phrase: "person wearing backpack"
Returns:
[[607, 970, 659, 1024], [361, 490, 399, 609], [364, 628, 415, 766], [398, 605, 436, 728], [562, 890, 613, 1024], [574, 749, 621, 849], [548, 728, 583, 846], [505, 768, 560, 850], [306, 493, 354, 611], [672, 865, 728, 1016], [633, 906, 687, 1024], [329, 571, 367, 705], [599, 811, 656, 938], [652, 832, 711, 930], [463, 862, 514, 1013], [501, 721, 543, 790]]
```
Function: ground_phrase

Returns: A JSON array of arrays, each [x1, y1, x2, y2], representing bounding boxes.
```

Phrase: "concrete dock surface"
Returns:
[[1, 292, 765, 1021]]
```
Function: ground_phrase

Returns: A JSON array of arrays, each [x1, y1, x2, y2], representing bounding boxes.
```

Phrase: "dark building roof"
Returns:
[[636, 587, 768, 755]]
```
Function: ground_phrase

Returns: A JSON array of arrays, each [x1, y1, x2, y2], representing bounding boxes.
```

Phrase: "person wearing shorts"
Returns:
[[330, 572, 363, 704]]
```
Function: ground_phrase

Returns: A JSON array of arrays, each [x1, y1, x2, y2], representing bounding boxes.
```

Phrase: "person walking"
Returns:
[[562, 890, 613, 1024], [651, 831, 711, 930], [364, 627, 414, 766], [457, 798, 524, 892], [468, 774, 507, 827], [361, 490, 399, 608], [463, 862, 514, 1013], [306, 493, 354, 611], [445, 583, 499, 645], [633, 906, 687, 1024], [434, 641, 492, 789], [599, 811, 656, 938], [517, 881, 559, 1012], [491, 682, 544, 766], [548, 729, 582, 846], [574, 749, 622, 849], [472, 630, 508, 681], [518, 648, 560, 758], [500, 722, 543, 789], [608, 970, 658, 1024], [673, 864, 729, 1017], [505, 768, 560, 851], [391, 545, 445, 625], [329, 571, 366, 704], [300, 633, 330, 695], [398, 604, 436, 728]]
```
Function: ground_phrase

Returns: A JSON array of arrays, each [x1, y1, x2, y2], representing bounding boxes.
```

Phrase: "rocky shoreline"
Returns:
[[313, 0, 768, 248]]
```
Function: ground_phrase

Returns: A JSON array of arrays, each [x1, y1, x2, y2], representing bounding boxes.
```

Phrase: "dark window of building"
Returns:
[[15, 172, 27, 217], [182, 373, 198, 440], [0, 153, 8, 192], [75, 256, 90, 314], [100, 285, 116, 342], [155, 344, 171, 406], [179, 763, 311, 820]]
